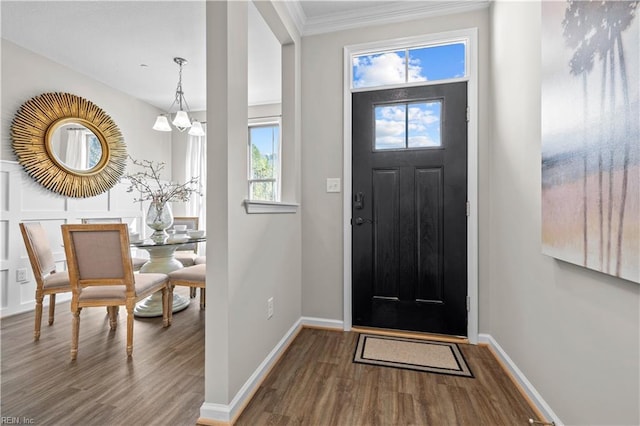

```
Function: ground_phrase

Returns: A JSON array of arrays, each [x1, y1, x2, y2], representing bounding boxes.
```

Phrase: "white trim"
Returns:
[[343, 28, 479, 343], [301, 316, 344, 330], [243, 200, 299, 214], [303, 1, 490, 36], [198, 319, 559, 425], [479, 333, 563, 426], [200, 317, 304, 423]]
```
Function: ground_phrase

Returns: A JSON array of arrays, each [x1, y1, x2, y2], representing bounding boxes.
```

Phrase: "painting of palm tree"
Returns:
[[542, 0, 639, 283]]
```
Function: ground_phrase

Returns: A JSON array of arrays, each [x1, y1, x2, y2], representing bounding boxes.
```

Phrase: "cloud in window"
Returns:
[[353, 52, 425, 88]]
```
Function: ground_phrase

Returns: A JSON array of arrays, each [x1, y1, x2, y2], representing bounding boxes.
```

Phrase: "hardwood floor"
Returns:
[[1, 287, 204, 425], [2, 293, 540, 425], [236, 328, 540, 425]]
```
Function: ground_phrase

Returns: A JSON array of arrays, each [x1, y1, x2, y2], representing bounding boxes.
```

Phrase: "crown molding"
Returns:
[[300, 0, 491, 37], [281, 0, 306, 36]]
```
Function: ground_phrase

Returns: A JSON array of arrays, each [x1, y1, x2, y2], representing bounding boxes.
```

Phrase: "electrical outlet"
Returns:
[[16, 268, 27, 282], [267, 297, 274, 319]]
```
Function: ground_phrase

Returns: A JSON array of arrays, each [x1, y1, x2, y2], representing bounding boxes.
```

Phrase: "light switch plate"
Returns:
[[326, 178, 341, 193]]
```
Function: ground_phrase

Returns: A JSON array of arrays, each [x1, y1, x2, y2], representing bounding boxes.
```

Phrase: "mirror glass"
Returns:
[[49, 122, 103, 172]]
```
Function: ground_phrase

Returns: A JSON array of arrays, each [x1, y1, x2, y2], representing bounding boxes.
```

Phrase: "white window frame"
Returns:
[[343, 28, 479, 344], [247, 117, 282, 203], [352, 40, 469, 90]]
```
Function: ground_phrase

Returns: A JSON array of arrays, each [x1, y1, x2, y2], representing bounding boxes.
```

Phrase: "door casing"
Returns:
[[342, 28, 479, 343]]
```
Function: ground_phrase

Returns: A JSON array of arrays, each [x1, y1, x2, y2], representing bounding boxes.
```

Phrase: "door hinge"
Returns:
[[466, 296, 471, 312], [466, 106, 470, 123], [466, 201, 470, 217]]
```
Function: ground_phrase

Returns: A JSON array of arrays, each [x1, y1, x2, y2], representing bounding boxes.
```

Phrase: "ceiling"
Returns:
[[1, 1, 487, 112]]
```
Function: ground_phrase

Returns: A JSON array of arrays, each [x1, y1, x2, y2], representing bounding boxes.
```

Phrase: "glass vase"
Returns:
[[146, 201, 173, 243]]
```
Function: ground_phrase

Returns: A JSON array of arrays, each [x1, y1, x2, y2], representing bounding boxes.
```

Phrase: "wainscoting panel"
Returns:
[[68, 191, 110, 212], [0, 160, 145, 318]]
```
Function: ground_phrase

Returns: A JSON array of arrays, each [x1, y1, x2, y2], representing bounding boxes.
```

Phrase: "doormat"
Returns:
[[353, 333, 473, 378]]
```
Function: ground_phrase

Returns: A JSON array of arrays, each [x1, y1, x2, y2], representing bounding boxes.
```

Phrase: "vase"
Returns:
[[146, 201, 173, 243]]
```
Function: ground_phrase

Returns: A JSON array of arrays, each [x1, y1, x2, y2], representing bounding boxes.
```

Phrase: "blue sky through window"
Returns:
[[353, 42, 465, 88], [375, 101, 441, 150]]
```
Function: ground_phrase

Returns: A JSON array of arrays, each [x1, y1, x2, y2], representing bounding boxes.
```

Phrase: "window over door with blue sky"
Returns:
[[352, 42, 466, 89]]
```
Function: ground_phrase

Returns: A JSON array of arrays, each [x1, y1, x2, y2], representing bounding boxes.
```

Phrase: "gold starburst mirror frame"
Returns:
[[11, 92, 127, 198]]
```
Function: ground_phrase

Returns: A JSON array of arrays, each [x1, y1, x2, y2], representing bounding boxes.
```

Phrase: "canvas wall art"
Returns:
[[541, 1, 639, 283]]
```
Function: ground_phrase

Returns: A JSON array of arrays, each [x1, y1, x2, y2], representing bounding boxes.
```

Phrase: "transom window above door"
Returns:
[[374, 101, 442, 150], [352, 42, 466, 89]]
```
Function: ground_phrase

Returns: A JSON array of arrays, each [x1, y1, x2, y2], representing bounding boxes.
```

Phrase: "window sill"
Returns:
[[243, 200, 299, 214]]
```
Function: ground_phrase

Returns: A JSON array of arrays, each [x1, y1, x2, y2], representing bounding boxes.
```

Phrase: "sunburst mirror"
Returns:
[[11, 92, 127, 198]]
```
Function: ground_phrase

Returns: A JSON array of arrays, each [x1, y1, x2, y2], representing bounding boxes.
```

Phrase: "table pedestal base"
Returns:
[[134, 291, 190, 317]]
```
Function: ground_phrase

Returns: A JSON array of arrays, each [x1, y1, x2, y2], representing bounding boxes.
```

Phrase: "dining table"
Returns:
[[131, 235, 206, 317]]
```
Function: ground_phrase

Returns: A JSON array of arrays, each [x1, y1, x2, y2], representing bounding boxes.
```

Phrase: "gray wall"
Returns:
[[1, 39, 171, 165], [300, 8, 492, 334], [204, 0, 302, 406], [488, 2, 639, 424], [301, 2, 639, 424], [0, 39, 171, 317]]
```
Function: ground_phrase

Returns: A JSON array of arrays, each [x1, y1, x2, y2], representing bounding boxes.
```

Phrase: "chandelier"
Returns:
[[152, 57, 205, 136]]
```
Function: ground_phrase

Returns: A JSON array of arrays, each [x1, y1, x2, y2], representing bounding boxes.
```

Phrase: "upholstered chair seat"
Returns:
[[169, 217, 202, 297], [168, 264, 206, 310], [194, 256, 206, 265]]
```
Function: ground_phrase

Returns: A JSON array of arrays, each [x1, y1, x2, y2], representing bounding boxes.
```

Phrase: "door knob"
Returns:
[[353, 217, 373, 225]]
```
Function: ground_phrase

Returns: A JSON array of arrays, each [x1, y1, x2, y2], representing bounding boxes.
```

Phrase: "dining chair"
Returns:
[[170, 216, 200, 267], [80, 217, 147, 271], [168, 264, 206, 310], [19, 222, 72, 340], [170, 217, 201, 298], [61, 223, 172, 360]]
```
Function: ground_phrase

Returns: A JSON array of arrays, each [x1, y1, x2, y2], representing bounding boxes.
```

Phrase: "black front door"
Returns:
[[352, 82, 468, 336]]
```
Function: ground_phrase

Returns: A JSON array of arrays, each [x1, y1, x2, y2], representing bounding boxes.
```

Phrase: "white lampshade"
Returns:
[[172, 110, 192, 130], [152, 115, 172, 132], [188, 120, 205, 136]]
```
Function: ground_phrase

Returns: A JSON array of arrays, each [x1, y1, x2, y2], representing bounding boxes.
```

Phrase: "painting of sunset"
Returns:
[[541, 1, 639, 283]]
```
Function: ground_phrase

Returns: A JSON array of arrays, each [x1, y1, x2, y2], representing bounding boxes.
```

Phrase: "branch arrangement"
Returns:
[[122, 157, 201, 204]]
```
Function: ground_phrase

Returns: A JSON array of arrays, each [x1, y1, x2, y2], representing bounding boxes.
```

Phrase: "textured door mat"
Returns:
[[353, 333, 473, 378]]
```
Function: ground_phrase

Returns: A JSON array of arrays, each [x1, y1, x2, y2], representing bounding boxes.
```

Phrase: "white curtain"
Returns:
[[186, 124, 207, 234], [65, 129, 87, 170]]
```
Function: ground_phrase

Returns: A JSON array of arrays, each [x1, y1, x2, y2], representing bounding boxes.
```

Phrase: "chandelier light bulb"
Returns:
[[172, 110, 192, 131], [152, 114, 172, 132], [188, 120, 205, 136]]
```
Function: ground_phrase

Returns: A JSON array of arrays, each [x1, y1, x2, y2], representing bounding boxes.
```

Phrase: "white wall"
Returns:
[[489, 2, 640, 424], [203, 0, 301, 416], [300, 9, 492, 328], [0, 39, 171, 317]]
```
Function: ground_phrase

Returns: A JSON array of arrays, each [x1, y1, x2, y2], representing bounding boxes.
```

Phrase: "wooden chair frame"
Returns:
[[62, 223, 172, 360]]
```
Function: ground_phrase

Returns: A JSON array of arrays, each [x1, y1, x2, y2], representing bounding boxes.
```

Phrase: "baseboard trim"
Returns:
[[199, 323, 561, 426], [200, 317, 304, 424], [300, 316, 344, 330], [478, 333, 562, 426], [198, 317, 343, 423]]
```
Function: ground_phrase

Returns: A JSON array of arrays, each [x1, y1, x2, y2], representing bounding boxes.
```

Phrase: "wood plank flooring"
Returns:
[[1, 287, 204, 425], [2, 292, 540, 425], [236, 328, 540, 425]]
